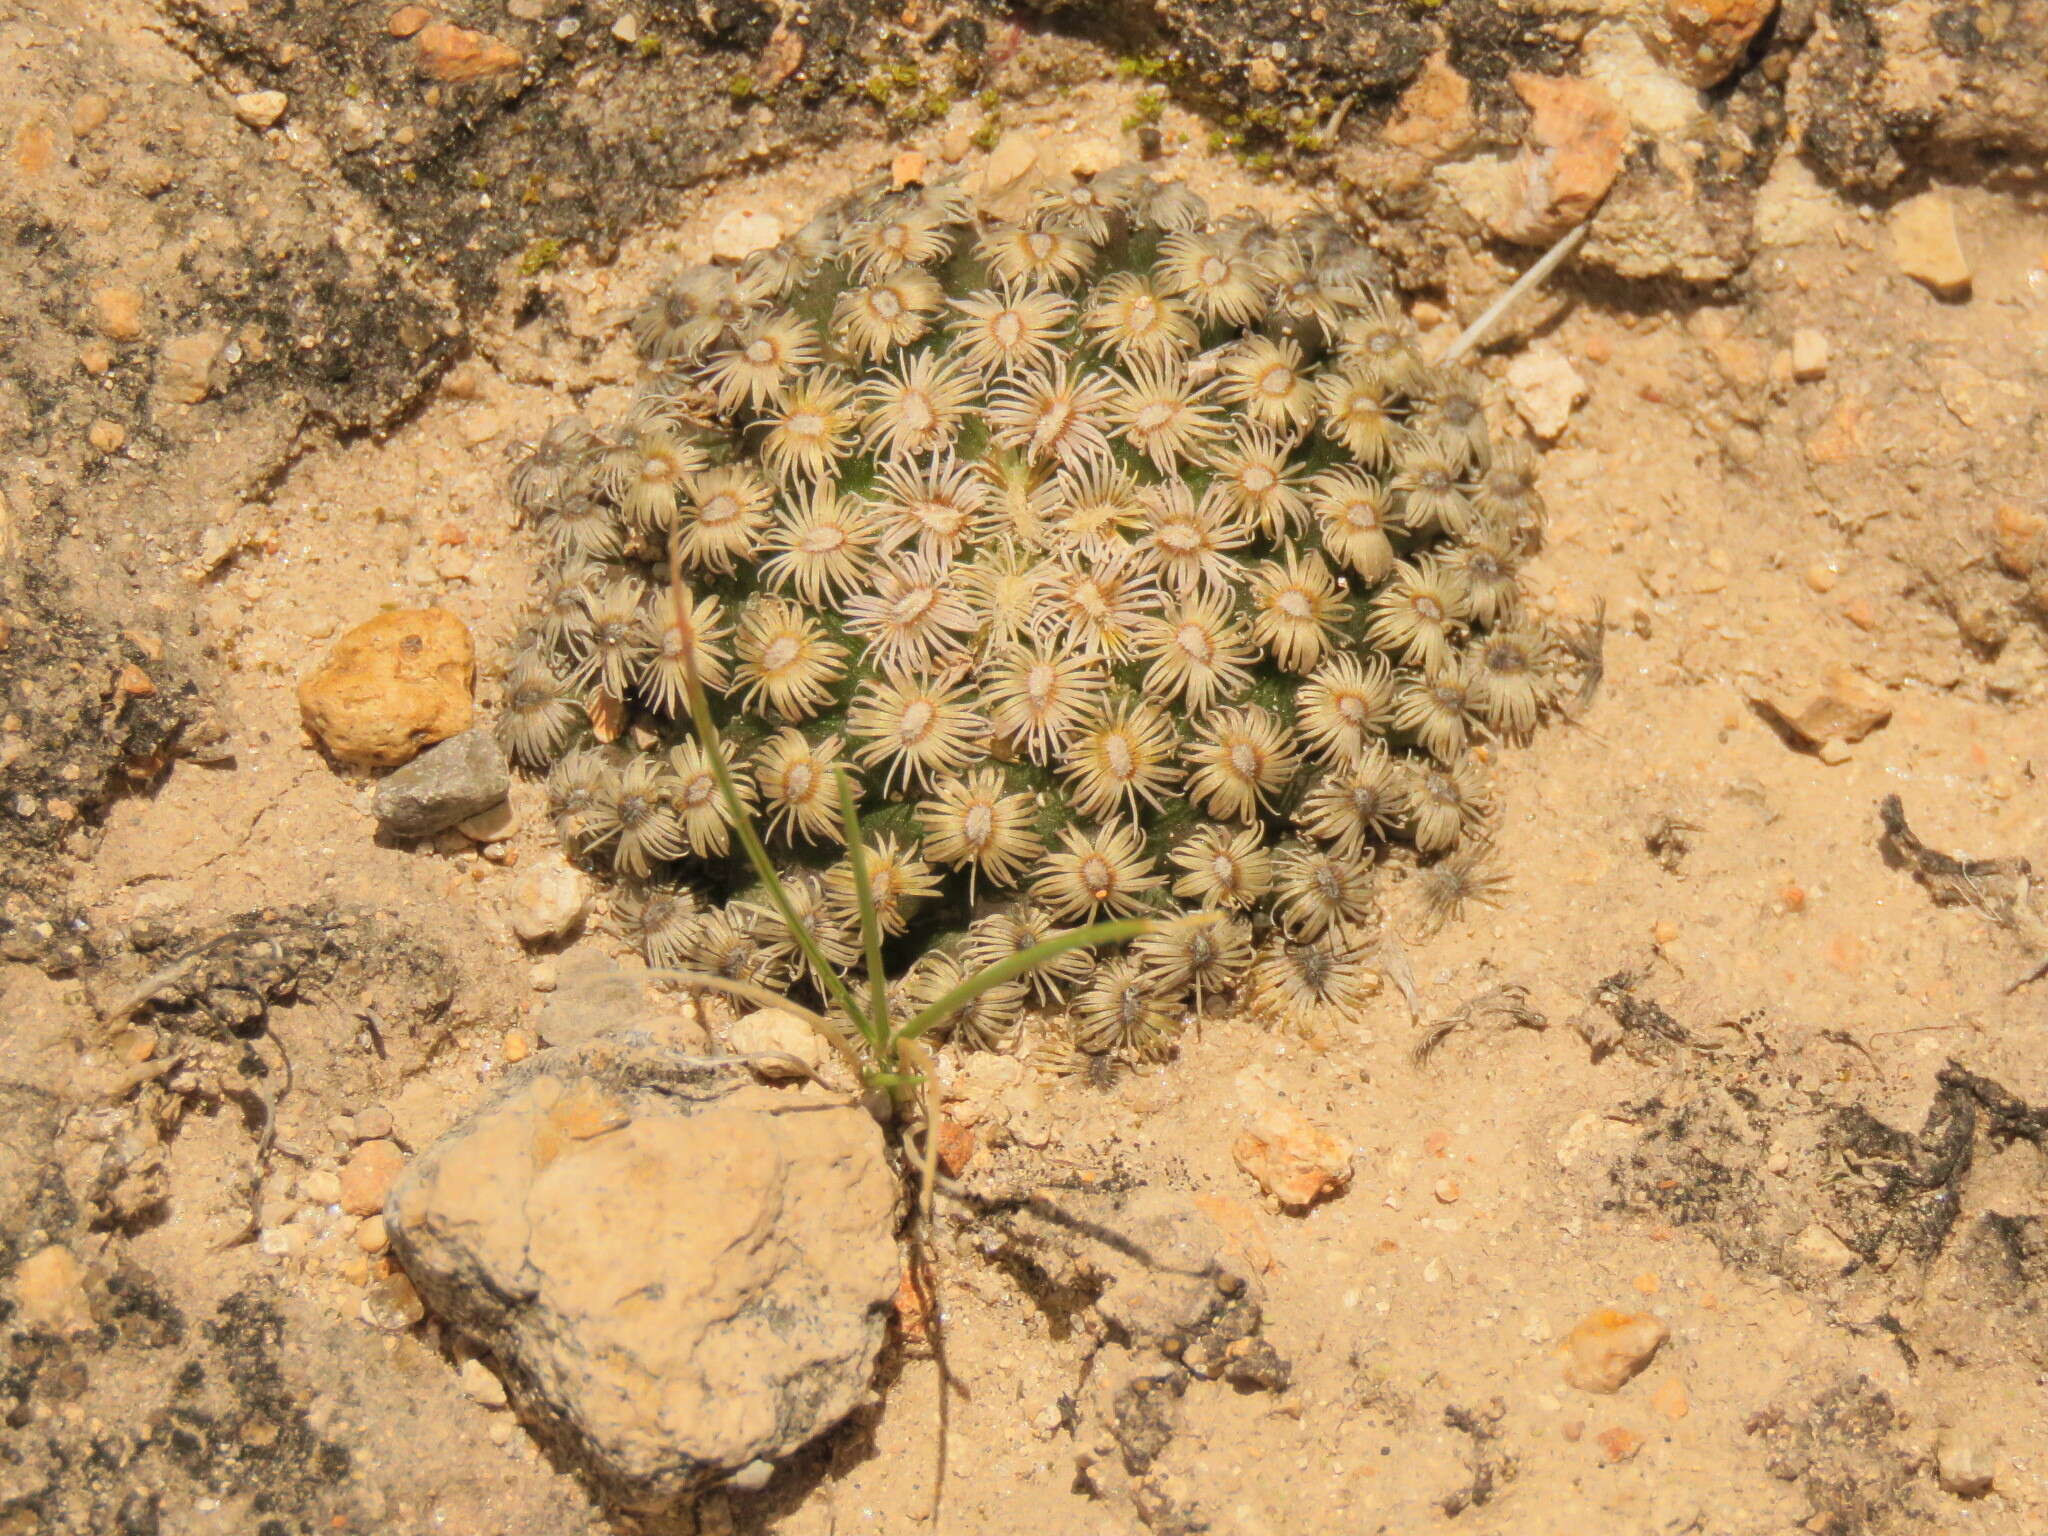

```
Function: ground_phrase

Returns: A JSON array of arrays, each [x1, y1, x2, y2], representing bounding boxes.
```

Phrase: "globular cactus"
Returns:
[[501, 164, 1558, 1048]]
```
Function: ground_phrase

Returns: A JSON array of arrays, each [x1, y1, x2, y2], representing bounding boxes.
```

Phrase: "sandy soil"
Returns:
[[8, 43, 2048, 1536]]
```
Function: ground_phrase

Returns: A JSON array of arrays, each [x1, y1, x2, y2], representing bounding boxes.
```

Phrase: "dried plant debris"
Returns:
[[1877, 794, 2041, 937], [1747, 1376, 1928, 1536], [1411, 981, 1545, 1066], [1642, 812, 1699, 874], [1577, 969, 1725, 1062], [1440, 1399, 1516, 1518], [92, 906, 453, 1039], [500, 165, 1572, 1043]]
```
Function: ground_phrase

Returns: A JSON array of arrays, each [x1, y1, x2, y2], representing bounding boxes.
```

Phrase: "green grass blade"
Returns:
[[900, 917, 1153, 1041], [835, 769, 891, 1046], [672, 587, 870, 1036]]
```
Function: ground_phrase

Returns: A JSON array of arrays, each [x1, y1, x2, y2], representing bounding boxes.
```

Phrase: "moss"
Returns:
[[727, 73, 757, 102], [518, 237, 564, 276]]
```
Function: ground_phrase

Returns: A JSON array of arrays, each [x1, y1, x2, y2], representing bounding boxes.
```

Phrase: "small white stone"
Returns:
[[729, 1008, 826, 1079], [710, 207, 782, 264], [232, 90, 288, 129], [458, 1356, 509, 1408], [982, 130, 1039, 192], [610, 12, 640, 42], [1505, 345, 1589, 442], [1790, 328, 1829, 381], [508, 866, 589, 944]]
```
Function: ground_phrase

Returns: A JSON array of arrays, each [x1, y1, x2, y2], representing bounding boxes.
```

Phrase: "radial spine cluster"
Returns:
[[503, 165, 1557, 1052]]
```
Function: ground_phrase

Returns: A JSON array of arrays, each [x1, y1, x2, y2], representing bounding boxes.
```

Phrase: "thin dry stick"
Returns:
[[1441, 220, 1590, 365]]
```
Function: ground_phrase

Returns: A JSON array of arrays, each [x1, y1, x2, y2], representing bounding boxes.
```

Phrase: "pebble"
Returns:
[[1383, 51, 1475, 161], [372, 728, 510, 838], [1596, 1426, 1643, 1463], [413, 20, 522, 82], [1505, 346, 1589, 442], [503, 1029, 533, 1063], [1748, 667, 1892, 751], [356, 1214, 391, 1253], [71, 92, 111, 137], [1889, 193, 1972, 299], [1804, 561, 1838, 594], [456, 797, 519, 842], [1652, 1377, 1689, 1419], [11, 1245, 94, 1335], [1560, 1307, 1667, 1393], [157, 331, 225, 405], [610, 12, 639, 42], [297, 608, 475, 768], [508, 866, 589, 944], [92, 285, 146, 342], [88, 418, 126, 453], [529, 961, 559, 992], [459, 1356, 509, 1408], [1936, 1432, 1995, 1498], [78, 341, 113, 375], [1232, 1099, 1353, 1209], [982, 131, 1039, 193], [340, 1140, 406, 1216], [934, 1119, 977, 1177], [1992, 502, 2046, 578], [1790, 328, 1829, 380], [232, 90, 288, 128], [361, 1271, 426, 1331], [300, 1170, 344, 1205], [1432, 1177, 1460, 1204], [710, 208, 782, 264], [352, 1105, 395, 1141], [1649, 0, 1776, 87], [729, 1007, 828, 1079], [387, 3, 431, 36]]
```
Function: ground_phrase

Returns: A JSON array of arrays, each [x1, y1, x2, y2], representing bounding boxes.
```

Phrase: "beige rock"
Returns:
[[1754, 153, 1836, 247], [12, 1245, 93, 1335], [456, 796, 519, 842], [88, 418, 126, 453], [1232, 1099, 1352, 1209], [1584, 23, 1703, 135], [356, 1214, 391, 1253], [296, 608, 474, 767], [710, 207, 783, 264], [1247, 57, 1281, 94], [340, 1139, 407, 1216], [157, 330, 225, 405], [1505, 346, 1588, 441], [1748, 667, 1892, 750], [1790, 327, 1829, 380], [728, 1007, 829, 1079], [361, 1270, 426, 1330], [232, 89, 288, 128], [92, 285, 146, 342], [508, 865, 589, 945], [982, 130, 1038, 193], [414, 21, 522, 82], [71, 92, 111, 137], [1936, 1431, 1996, 1497], [459, 1355, 509, 1408], [1648, 0, 1777, 87], [387, 1046, 898, 1506], [387, 3, 431, 36], [1889, 193, 1971, 299], [1560, 1307, 1666, 1393], [1383, 52, 1475, 161], [1495, 73, 1629, 244], [1992, 503, 2047, 578]]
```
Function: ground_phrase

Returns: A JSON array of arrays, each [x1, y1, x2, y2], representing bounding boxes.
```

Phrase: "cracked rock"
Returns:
[[386, 1040, 898, 1508]]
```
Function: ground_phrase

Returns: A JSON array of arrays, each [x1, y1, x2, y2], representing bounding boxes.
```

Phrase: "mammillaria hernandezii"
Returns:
[[501, 165, 1556, 1053]]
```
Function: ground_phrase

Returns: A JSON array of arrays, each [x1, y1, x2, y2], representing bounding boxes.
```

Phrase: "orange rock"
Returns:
[[15, 118, 54, 177], [1496, 73, 1628, 243], [1651, 0, 1778, 87], [12, 1246, 94, 1334], [1232, 1099, 1353, 1209], [414, 20, 522, 82], [933, 1118, 976, 1177], [1652, 1377, 1690, 1419], [92, 285, 146, 343], [1383, 52, 1474, 161], [340, 1140, 407, 1217], [1993, 502, 2047, 578], [1596, 1425, 1643, 1463], [296, 608, 474, 767], [387, 3, 431, 35], [1560, 1307, 1667, 1393]]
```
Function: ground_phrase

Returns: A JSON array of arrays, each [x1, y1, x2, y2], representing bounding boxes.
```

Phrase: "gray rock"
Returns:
[[386, 1039, 898, 1509], [372, 729, 509, 838]]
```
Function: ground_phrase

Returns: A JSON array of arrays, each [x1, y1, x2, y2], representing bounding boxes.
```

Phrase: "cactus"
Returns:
[[501, 164, 1556, 1048]]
